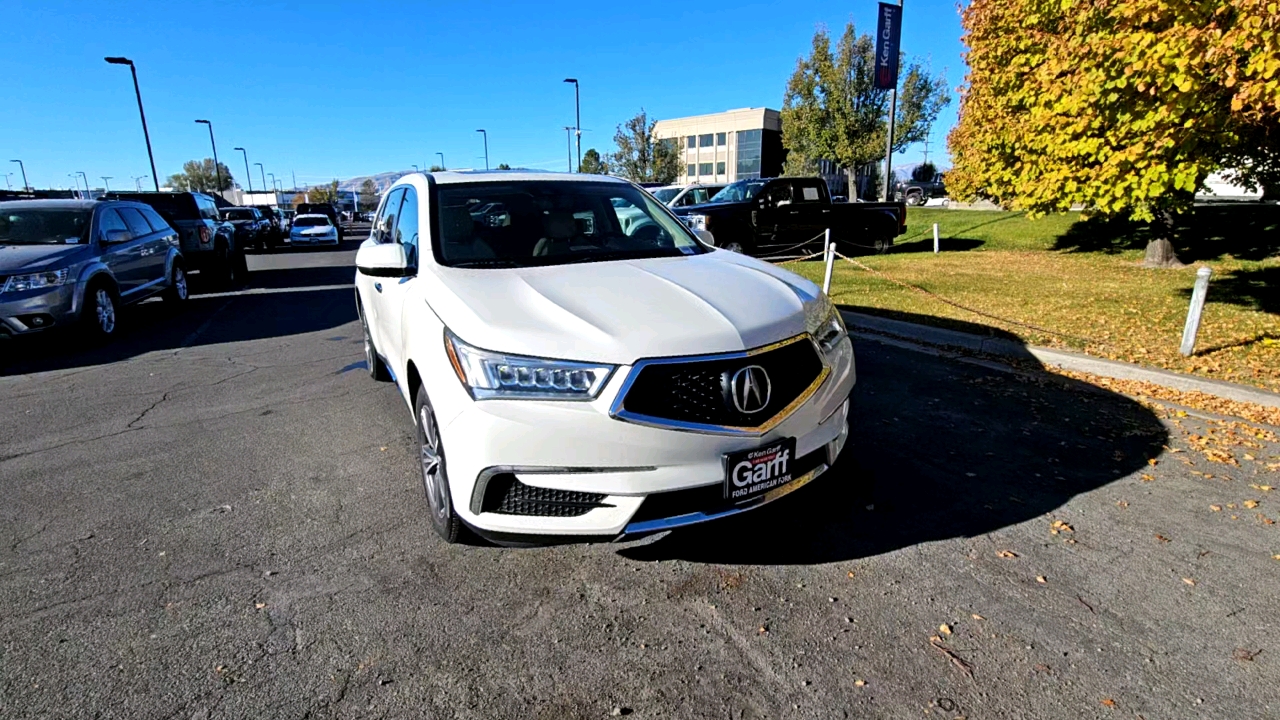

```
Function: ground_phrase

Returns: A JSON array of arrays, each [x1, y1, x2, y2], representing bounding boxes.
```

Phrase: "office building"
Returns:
[[652, 108, 784, 185]]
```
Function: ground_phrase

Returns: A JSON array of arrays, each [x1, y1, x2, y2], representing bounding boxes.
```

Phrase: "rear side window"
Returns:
[[138, 207, 170, 232], [117, 207, 153, 237], [97, 209, 130, 238], [792, 181, 824, 203], [197, 197, 219, 221]]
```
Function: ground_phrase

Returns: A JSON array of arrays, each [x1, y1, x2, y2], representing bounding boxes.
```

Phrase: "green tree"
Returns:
[[911, 162, 938, 183], [357, 178, 379, 212], [609, 110, 681, 183], [948, 0, 1280, 267], [496, 163, 512, 170], [579, 148, 609, 175], [781, 23, 950, 199], [165, 158, 234, 193], [428, 165, 445, 172], [290, 193, 307, 209], [306, 180, 339, 204]]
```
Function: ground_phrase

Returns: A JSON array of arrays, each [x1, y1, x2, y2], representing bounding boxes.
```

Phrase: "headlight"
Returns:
[[444, 330, 615, 400], [805, 294, 847, 359], [685, 214, 709, 231], [2, 269, 70, 294]]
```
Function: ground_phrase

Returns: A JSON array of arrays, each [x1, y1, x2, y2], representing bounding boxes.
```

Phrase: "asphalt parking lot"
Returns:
[[1, 232, 1277, 719]]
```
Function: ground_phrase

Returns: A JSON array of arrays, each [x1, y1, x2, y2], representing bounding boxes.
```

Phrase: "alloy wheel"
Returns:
[[96, 289, 116, 334], [419, 405, 448, 522], [174, 268, 188, 300]]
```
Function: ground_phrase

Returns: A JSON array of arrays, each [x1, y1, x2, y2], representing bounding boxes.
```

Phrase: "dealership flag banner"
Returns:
[[874, 2, 902, 90]]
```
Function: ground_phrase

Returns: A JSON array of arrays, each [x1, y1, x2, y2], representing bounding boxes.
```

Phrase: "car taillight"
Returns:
[[199, 227, 211, 244]]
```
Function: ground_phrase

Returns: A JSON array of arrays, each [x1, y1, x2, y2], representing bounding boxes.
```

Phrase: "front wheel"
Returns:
[[416, 385, 464, 543], [83, 282, 119, 340]]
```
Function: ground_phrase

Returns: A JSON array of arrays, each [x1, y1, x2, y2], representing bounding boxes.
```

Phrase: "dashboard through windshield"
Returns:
[[435, 181, 706, 268]]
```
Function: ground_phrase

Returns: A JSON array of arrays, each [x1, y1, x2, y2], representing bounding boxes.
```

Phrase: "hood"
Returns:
[[0, 244, 91, 274], [422, 252, 820, 365]]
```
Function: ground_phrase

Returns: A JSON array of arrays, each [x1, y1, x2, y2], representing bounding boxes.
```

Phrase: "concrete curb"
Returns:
[[841, 310, 1280, 410]]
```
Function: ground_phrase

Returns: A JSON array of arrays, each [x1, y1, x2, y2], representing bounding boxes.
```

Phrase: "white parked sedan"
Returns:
[[354, 171, 855, 544], [289, 214, 339, 245]]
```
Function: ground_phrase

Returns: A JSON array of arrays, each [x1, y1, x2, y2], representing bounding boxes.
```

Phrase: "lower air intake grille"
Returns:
[[480, 474, 610, 517]]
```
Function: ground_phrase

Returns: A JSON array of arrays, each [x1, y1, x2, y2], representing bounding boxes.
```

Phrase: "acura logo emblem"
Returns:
[[729, 365, 771, 414]]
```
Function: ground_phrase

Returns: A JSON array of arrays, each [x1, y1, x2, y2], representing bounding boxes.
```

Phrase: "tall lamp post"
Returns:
[[10, 160, 30, 191], [101, 177, 113, 192], [234, 147, 252, 192], [563, 126, 574, 172], [436, 152, 445, 170], [476, 129, 489, 170], [132, 175, 148, 191], [563, 78, 581, 171], [69, 174, 81, 199], [194, 120, 223, 196], [104, 57, 159, 191], [268, 173, 277, 196], [254, 162, 266, 195], [3, 173, 11, 191], [78, 171, 90, 196]]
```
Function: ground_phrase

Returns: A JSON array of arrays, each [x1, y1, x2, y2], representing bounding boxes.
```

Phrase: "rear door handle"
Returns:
[[374, 282, 383, 293]]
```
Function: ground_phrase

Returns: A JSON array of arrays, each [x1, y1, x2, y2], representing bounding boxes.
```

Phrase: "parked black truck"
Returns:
[[671, 177, 906, 256], [103, 192, 245, 285]]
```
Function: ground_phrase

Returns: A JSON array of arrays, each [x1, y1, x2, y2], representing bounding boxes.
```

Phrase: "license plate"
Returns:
[[723, 437, 798, 502]]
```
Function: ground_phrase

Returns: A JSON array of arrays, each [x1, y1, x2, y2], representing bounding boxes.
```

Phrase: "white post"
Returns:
[[822, 228, 835, 295], [933, 223, 940, 254], [1179, 267, 1212, 357]]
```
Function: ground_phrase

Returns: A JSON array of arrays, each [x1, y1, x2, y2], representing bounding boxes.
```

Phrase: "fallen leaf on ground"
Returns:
[[1155, 534, 1171, 543], [379, 447, 387, 451], [847, 571, 855, 578], [1244, 500, 1260, 509], [1251, 484, 1273, 492], [997, 550, 1019, 558], [1210, 505, 1222, 512], [1033, 663, 1051, 674], [1141, 474, 1155, 482], [1244, 454, 1256, 461], [1183, 577, 1197, 586], [971, 614, 985, 620], [1148, 459, 1158, 466], [1233, 648, 1262, 661], [1116, 500, 1129, 508], [1101, 698, 1116, 707], [939, 624, 952, 635], [1050, 520, 1074, 533], [854, 679, 866, 687], [254, 603, 266, 610], [1036, 575, 1048, 584]]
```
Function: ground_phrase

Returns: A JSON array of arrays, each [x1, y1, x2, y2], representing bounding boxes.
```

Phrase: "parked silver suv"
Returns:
[[0, 199, 188, 340]]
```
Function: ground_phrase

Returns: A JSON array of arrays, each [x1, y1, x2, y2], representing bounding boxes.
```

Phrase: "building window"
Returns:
[[698, 162, 714, 176], [698, 134, 714, 148], [686, 136, 696, 149], [716, 132, 726, 146], [716, 161, 726, 175], [687, 164, 696, 177], [736, 129, 763, 179]]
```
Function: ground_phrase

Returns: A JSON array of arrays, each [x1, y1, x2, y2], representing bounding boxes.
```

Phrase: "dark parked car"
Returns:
[[220, 206, 272, 251], [0, 199, 187, 340], [672, 177, 907, 255], [103, 192, 243, 285], [895, 174, 948, 206], [295, 203, 343, 241]]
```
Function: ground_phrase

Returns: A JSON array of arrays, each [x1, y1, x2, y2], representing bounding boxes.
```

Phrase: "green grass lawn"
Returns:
[[786, 206, 1280, 393]]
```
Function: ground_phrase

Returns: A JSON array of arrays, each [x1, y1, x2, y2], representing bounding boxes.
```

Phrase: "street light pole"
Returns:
[[104, 57, 159, 191], [234, 148, 251, 193], [78, 171, 89, 196], [102, 177, 112, 192], [11, 160, 30, 191], [68, 174, 81, 199], [436, 152, 445, 170], [563, 78, 581, 172], [3, 173, 11, 191], [132, 175, 148, 191], [476, 129, 489, 170], [564, 126, 574, 172], [194, 120, 223, 196], [254, 162, 266, 195]]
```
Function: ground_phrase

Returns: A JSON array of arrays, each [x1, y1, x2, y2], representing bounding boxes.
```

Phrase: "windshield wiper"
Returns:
[[450, 258, 523, 268]]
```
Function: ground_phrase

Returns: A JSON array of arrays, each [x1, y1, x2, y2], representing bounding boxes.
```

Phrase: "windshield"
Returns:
[[708, 180, 768, 203], [651, 188, 680, 203], [293, 216, 331, 227], [0, 208, 91, 245], [435, 180, 707, 268], [223, 209, 256, 221]]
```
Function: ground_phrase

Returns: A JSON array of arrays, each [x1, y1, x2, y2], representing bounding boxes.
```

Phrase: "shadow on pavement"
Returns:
[[0, 258, 357, 377], [620, 310, 1168, 565]]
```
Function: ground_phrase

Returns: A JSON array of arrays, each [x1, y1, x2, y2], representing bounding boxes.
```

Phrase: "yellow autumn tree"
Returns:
[[948, 0, 1280, 267]]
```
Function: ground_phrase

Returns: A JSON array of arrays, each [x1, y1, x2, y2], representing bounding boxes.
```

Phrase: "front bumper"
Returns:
[[0, 283, 79, 337], [437, 337, 856, 538]]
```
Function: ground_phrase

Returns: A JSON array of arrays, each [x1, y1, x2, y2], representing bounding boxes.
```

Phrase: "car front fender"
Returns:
[[71, 262, 115, 316]]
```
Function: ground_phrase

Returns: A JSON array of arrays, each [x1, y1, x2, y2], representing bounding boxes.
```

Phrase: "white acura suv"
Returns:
[[354, 171, 855, 544]]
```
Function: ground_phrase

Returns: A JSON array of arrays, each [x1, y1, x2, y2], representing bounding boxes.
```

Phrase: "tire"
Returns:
[[82, 281, 119, 340], [905, 192, 924, 207], [415, 385, 464, 543], [360, 307, 391, 382], [213, 242, 236, 288], [164, 263, 189, 304], [873, 235, 892, 254]]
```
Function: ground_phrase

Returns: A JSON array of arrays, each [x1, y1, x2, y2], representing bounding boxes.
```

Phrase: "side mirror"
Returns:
[[102, 229, 132, 244], [356, 242, 412, 277]]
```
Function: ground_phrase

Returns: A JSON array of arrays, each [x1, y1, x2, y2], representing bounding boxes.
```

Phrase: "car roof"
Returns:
[[427, 170, 629, 186], [0, 199, 100, 211]]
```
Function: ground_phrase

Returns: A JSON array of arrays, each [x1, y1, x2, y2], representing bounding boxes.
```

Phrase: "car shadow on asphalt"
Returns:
[[619, 313, 1168, 565], [0, 263, 358, 377]]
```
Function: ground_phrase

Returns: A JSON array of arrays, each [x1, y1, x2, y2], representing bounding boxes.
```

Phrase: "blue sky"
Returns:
[[2, 0, 966, 191]]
